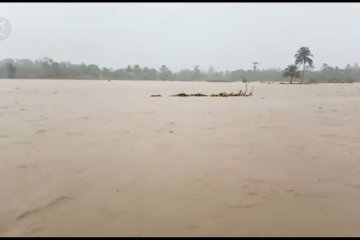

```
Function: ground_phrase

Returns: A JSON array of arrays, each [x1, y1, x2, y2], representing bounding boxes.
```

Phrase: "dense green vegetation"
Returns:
[[0, 56, 358, 83]]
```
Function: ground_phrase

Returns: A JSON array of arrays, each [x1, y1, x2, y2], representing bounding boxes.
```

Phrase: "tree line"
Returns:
[[0, 55, 359, 83], [282, 47, 358, 84]]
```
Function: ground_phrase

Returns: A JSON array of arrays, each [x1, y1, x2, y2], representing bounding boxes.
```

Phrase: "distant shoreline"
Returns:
[[0, 79, 358, 84], [0, 78, 243, 83]]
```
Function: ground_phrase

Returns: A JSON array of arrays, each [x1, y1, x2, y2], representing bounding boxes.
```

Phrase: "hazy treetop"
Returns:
[[1, 3, 359, 71]]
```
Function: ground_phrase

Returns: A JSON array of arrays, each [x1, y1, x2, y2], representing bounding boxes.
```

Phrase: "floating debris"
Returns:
[[170, 85, 254, 97]]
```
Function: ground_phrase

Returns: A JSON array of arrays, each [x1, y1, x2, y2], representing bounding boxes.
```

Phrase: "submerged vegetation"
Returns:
[[167, 84, 254, 97]]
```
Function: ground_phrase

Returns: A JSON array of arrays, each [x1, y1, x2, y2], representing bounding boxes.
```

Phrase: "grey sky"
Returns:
[[0, 3, 359, 71]]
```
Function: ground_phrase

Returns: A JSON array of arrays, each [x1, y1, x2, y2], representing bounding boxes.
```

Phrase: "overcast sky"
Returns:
[[0, 3, 359, 71]]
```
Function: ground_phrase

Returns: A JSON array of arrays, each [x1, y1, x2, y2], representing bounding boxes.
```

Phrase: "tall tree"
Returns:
[[159, 65, 171, 80], [133, 64, 141, 79], [252, 62, 259, 71], [208, 65, 215, 79], [6, 62, 17, 79], [282, 65, 301, 84], [125, 65, 135, 80], [295, 47, 314, 84], [192, 65, 200, 80]]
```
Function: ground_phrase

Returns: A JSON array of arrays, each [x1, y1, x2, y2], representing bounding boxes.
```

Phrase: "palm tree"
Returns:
[[295, 47, 314, 84], [252, 62, 259, 71], [192, 65, 200, 80], [282, 65, 301, 84]]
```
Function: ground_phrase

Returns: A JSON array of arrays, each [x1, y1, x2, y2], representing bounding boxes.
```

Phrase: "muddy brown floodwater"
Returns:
[[1, 80, 360, 236]]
